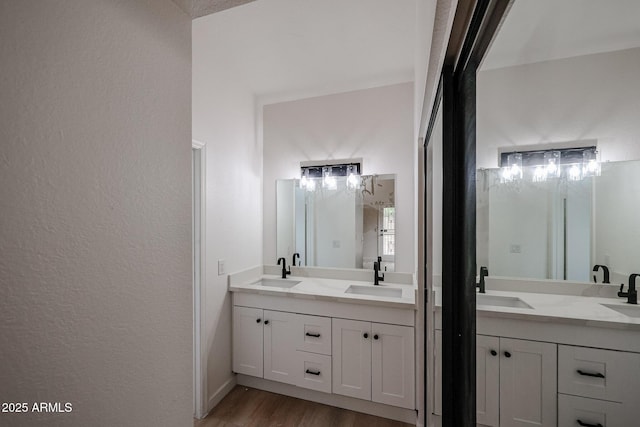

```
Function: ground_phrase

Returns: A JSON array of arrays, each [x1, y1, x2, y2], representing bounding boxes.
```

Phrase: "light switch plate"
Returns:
[[218, 259, 225, 275]]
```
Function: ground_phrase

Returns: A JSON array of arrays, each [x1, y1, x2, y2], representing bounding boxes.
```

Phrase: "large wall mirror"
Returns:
[[277, 174, 395, 271], [477, 160, 640, 284], [476, 0, 640, 285]]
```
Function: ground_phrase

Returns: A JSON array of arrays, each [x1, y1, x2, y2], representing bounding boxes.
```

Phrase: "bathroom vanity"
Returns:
[[228, 265, 418, 423], [433, 278, 640, 427]]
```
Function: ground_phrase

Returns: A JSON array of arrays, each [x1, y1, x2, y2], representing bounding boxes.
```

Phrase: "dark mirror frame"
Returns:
[[423, 1, 513, 424]]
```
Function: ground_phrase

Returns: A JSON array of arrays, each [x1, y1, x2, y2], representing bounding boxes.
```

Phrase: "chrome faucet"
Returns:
[[277, 257, 290, 279], [592, 264, 610, 283], [617, 273, 639, 305], [373, 256, 385, 286]]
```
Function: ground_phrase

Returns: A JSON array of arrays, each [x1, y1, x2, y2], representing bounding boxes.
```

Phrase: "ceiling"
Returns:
[[482, 0, 640, 70], [172, 0, 257, 18], [193, 0, 416, 104]]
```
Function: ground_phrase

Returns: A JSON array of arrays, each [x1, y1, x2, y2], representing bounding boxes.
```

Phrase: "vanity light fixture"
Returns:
[[500, 146, 600, 183], [299, 162, 361, 192]]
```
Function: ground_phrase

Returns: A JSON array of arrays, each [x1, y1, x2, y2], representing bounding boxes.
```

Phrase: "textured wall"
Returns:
[[262, 83, 415, 273], [0, 1, 192, 426]]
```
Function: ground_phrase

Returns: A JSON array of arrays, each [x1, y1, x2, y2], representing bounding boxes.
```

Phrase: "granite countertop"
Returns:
[[228, 265, 416, 309], [434, 287, 640, 331]]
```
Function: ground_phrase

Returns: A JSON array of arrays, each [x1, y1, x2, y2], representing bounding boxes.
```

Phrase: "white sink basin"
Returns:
[[345, 285, 403, 298], [477, 294, 533, 309], [251, 278, 301, 289], [600, 303, 640, 318]]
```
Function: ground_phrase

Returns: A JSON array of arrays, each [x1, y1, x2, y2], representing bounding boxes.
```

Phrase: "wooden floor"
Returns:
[[194, 386, 415, 427]]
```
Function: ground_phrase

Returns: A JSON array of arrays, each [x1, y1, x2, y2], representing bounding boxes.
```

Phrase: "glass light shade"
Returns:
[[300, 169, 316, 191], [532, 165, 547, 182], [582, 149, 601, 177], [322, 166, 337, 190], [567, 164, 582, 181], [346, 164, 360, 190], [544, 151, 561, 178]]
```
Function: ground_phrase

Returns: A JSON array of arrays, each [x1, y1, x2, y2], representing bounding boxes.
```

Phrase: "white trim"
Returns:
[[192, 139, 207, 419], [192, 139, 206, 149], [206, 376, 237, 415]]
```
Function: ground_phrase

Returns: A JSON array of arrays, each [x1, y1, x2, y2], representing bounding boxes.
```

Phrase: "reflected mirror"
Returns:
[[477, 160, 640, 284], [277, 175, 395, 271], [477, 0, 640, 284]]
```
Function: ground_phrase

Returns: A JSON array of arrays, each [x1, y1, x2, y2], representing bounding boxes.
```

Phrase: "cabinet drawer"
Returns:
[[558, 345, 640, 403], [558, 394, 629, 427], [296, 314, 331, 355], [296, 351, 332, 393]]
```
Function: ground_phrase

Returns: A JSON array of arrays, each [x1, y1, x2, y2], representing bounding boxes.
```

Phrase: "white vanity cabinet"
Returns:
[[499, 338, 557, 427], [232, 306, 264, 378], [233, 306, 331, 388], [557, 345, 640, 426], [332, 318, 415, 409], [434, 332, 557, 427]]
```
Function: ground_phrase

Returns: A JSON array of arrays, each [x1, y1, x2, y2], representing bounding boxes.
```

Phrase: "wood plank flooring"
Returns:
[[194, 386, 415, 427]]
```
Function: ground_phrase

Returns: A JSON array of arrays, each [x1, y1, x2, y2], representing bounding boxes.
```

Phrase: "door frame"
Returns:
[[192, 139, 207, 419], [422, 0, 513, 425]]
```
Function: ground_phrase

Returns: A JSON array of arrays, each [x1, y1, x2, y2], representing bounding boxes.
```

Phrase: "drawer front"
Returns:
[[296, 314, 332, 355], [558, 345, 640, 403], [296, 351, 332, 393], [558, 394, 630, 427]]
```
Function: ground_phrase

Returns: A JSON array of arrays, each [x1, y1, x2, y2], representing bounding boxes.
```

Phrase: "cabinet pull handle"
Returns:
[[577, 369, 605, 379], [305, 369, 321, 376], [490, 350, 497, 356], [577, 420, 603, 427], [264, 320, 269, 325], [305, 332, 321, 338], [363, 333, 369, 339], [256, 318, 261, 323], [373, 334, 379, 340], [504, 351, 511, 358]]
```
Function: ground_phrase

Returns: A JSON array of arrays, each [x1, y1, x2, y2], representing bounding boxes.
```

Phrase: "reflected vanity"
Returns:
[[276, 174, 396, 271]]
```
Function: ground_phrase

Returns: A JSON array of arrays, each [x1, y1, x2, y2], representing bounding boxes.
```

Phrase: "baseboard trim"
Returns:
[[237, 374, 417, 424], [206, 376, 237, 416]]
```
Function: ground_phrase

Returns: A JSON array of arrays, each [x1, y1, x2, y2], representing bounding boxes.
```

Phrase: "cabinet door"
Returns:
[[232, 306, 263, 377], [558, 394, 630, 427], [332, 318, 371, 400], [500, 338, 557, 427], [371, 323, 415, 409], [434, 330, 442, 416], [263, 310, 298, 385], [477, 335, 500, 427]]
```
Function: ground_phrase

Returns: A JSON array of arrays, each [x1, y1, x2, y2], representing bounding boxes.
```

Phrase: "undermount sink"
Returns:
[[600, 303, 640, 318], [477, 294, 533, 309], [345, 285, 403, 298], [251, 278, 301, 288]]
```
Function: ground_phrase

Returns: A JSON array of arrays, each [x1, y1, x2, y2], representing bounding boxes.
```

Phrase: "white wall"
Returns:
[[0, 1, 192, 426], [193, 13, 263, 411], [478, 47, 640, 168], [262, 83, 415, 273]]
